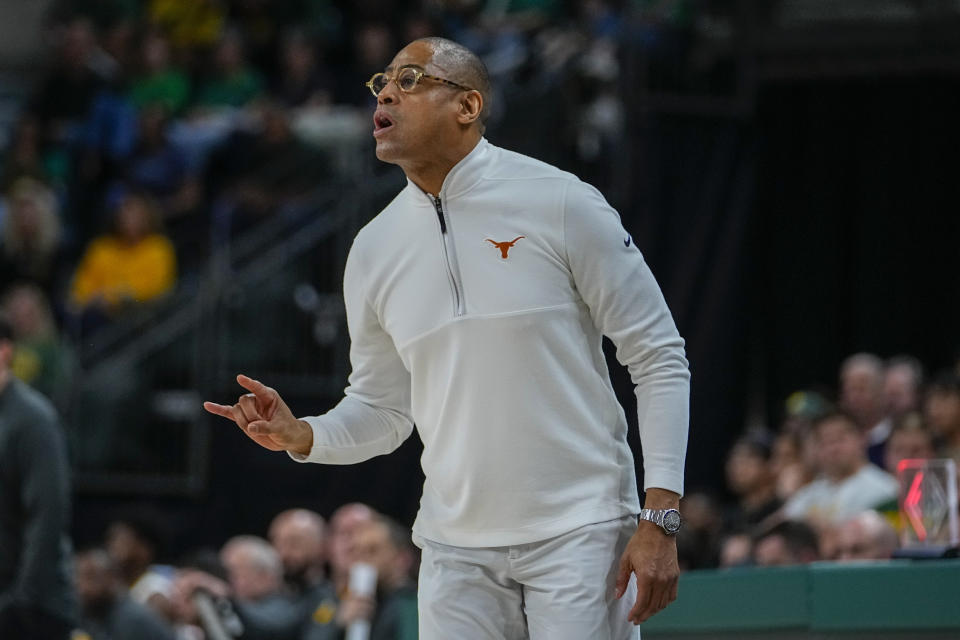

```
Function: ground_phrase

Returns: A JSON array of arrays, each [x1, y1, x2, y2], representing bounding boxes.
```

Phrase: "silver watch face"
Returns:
[[662, 510, 682, 534]]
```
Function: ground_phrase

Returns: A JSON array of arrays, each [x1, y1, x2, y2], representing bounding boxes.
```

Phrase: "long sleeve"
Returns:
[[289, 240, 414, 465], [15, 399, 73, 613], [563, 179, 690, 495]]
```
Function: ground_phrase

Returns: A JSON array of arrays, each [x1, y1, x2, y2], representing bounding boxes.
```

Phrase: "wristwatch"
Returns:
[[638, 508, 683, 535]]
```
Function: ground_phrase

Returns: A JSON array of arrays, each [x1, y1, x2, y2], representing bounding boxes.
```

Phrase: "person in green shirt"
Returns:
[[128, 30, 190, 115], [193, 29, 264, 111]]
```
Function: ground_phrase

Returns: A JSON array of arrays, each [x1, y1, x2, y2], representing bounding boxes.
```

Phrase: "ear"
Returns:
[[456, 90, 483, 127]]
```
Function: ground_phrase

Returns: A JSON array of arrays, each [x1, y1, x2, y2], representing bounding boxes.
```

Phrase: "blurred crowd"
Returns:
[[74, 503, 417, 640], [3, 3, 960, 637], [678, 352, 960, 571], [0, 0, 642, 399]]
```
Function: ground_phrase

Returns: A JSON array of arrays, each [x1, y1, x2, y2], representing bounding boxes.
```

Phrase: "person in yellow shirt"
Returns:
[[70, 192, 177, 317]]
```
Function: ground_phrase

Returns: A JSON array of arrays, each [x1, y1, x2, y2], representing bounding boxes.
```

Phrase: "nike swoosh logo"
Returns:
[[624, 236, 632, 247]]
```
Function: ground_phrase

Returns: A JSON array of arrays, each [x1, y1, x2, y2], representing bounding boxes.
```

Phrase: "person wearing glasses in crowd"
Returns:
[[205, 37, 690, 639]]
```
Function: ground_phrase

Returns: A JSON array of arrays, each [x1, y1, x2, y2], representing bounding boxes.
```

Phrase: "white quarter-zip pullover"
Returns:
[[292, 139, 690, 547]]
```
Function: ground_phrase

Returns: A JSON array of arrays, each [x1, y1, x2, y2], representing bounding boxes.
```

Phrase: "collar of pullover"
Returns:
[[407, 137, 491, 204]]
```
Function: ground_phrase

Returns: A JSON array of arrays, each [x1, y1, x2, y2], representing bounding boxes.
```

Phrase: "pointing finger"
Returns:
[[203, 402, 236, 420]]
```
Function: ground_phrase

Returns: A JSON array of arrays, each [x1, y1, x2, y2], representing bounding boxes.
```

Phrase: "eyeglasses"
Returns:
[[365, 65, 474, 97]]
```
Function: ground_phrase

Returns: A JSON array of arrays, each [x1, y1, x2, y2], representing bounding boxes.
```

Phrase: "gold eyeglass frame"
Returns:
[[366, 65, 474, 97]]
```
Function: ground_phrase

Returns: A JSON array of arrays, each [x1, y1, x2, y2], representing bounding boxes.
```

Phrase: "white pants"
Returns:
[[415, 516, 641, 640]]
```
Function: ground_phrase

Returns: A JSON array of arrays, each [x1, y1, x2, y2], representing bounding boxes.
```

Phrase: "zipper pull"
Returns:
[[430, 194, 447, 233]]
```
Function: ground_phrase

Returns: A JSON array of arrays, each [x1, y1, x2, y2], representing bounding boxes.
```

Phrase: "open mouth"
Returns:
[[373, 111, 394, 137]]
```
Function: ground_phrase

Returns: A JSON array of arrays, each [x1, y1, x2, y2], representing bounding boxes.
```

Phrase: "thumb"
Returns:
[[615, 554, 632, 599]]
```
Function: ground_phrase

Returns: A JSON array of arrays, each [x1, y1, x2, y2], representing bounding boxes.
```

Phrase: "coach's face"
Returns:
[[372, 41, 465, 166]]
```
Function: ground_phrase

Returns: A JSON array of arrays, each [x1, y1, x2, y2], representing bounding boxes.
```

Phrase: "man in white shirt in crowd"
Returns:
[[205, 37, 690, 639], [782, 412, 898, 526]]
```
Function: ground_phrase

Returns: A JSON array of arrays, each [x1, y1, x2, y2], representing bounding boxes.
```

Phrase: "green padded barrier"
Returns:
[[640, 566, 809, 633], [809, 560, 960, 631], [640, 560, 960, 637]]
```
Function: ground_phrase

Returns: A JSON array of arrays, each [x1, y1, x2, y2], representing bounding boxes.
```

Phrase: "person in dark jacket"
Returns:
[[74, 548, 175, 640], [0, 312, 77, 639]]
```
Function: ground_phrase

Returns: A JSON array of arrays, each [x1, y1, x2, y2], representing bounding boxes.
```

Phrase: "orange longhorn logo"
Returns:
[[486, 236, 525, 259]]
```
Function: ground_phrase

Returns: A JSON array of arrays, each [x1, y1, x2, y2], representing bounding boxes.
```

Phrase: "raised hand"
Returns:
[[203, 374, 313, 455]]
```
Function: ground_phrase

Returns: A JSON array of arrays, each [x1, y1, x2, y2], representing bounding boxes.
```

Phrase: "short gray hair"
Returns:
[[415, 37, 491, 132], [221, 535, 283, 578]]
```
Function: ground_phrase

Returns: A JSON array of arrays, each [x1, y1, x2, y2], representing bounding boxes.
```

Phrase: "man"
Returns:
[[326, 503, 376, 597], [883, 355, 924, 421], [268, 508, 328, 595], [782, 412, 898, 526], [268, 509, 342, 640], [833, 511, 899, 562], [723, 432, 782, 530], [74, 548, 174, 640], [925, 371, 960, 459], [105, 512, 173, 620], [752, 520, 820, 567], [839, 353, 890, 466], [882, 413, 934, 475], [0, 313, 76, 639], [335, 516, 418, 640], [205, 36, 690, 638], [220, 535, 286, 603]]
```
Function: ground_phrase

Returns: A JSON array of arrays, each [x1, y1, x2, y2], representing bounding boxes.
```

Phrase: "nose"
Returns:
[[377, 78, 399, 105]]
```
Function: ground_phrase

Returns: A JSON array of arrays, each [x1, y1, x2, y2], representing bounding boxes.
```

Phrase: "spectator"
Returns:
[[206, 102, 330, 240], [884, 355, 924, 421], [124, 105, 196, 210], [167, 549, 228, 640], [883, 413, 935, 475], [220, 535, 285, 603], [781, 412, 898, 527], [128, 29, 191, 115], [723, 431, 782, 531], [770, 428, 818, 502], [336, 516, 418, 640], [718, 531, 752, 568], [192, 29, 264, 112], [337, 22, 394, 106], [74, 548, 175, 640], [0, 116, 52, 191], [753, 520, 820, 567], [326, 503, 376, 596], [218, 535, 308, 639], [2, 284, 73, 403], [105, 512, 174, 621], [676, 492, 722, 570], [272, 28, 335, 108], [0, 313, 76, 639], [147, 0, 226, 52], [29, 17, 107, 144], [833, 511, 899, 562], [69, 191, 177, 319], [780, 389, 832, 436], [0, 178, 66, 297], [925, 371, 960, 460], [839, 353, 890, 466], [267, 509, 328, 595]]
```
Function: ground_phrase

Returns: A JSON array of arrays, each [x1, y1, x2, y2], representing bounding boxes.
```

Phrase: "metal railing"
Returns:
[[66, 158, 406, 495]]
